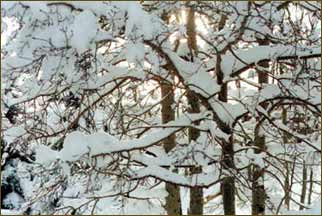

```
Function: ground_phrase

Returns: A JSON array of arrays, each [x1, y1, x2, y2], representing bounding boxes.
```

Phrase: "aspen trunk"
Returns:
[[221, 133, 235, 215], [186, 7, 203, 215], [284, 162, 291, 210], [282, 106, 291, 209], [252, 37, 269, 215], [299, 161, 307, 210], [161, 81, 182, 215], [187, 90, 203, 215], [159, 11, 182, 215], [217, 55, 235, 215], [308, 168, 313, 205], [215, 14, 236, 215]]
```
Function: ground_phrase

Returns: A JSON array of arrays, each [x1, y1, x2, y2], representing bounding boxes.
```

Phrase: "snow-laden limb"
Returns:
[[205, 119, 230, 142], [97, 112, 208, 154], [34, 112, 209, 164], [34, 145, 60, 165], [164, 49, 220, 97], [2, 1, 321, 214], [223, 45, 321, 78], [129, 143, 217, 169], [208, 99, 247, 127], [69, 10, 100, 53], [133, 164, 221, 188], [6, 65, 141, 107], [3, 125, 26, 143]]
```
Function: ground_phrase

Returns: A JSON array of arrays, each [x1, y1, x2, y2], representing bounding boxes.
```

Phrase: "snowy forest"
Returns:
[[1, 1, 321, 215]]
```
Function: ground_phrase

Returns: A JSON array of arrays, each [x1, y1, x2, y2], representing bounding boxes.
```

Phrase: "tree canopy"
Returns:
[[1, 1, 321, 215]]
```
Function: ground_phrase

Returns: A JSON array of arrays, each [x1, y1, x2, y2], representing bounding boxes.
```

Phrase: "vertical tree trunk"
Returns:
[[282, 106, 290, 143], [214, 14, 236, 215], [282, 104, 291, 209], [159, 10, 182, 215], [186, 7, 203, 215], [308, 168, 313, 205], [252, 37, 269, 215], [299, 161, 307, 210], [187, 90, 203, 215], [221, 133, 236, 215], [217, 52, 236, 216], [161, 81, 182, 215], [284, 162, 291, 210]]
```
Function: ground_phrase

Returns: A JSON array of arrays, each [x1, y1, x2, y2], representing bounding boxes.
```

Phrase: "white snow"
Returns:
[[34, 144, 60, 165], [1, 209, 22, 215], [2, 2, 321, 215], [2, 192, 24, 209], [222, 45, 321, 77], [70, 10, 99, 53], [165, 49, 220, 97], [282, 198, 321, 215]]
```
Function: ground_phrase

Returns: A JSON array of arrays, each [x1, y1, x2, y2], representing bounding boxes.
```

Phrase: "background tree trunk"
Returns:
[[159, 10, 182, 215], [161, 81, 182, 215], [284, 162, 291, 210], [299, 161, 307, 210], [217, 50, 236, 216], [308, 168, 313, 205], [187, 90, 203, 215], [185, 7, 204, 215], [214, 14, 236, 215], [252, 37, 269, 215]]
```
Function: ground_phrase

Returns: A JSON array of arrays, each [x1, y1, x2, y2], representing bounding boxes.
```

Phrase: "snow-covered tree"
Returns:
[[1, 1, 321, 215]]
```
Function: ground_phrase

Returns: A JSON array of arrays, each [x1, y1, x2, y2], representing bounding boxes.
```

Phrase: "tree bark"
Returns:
[[221, 133, 235, 215], [299, 161, 307, 210], [159, 10, 182, 215], [186, 7, 203, 215], [284, 162, 291, 210], [161, 81, 182, 215], [252, 37, 269, 215], [214, 14, 236, 216], [187, 90, 203, 215], [308, 168, 313, 205], [217, 52, 236, 216]]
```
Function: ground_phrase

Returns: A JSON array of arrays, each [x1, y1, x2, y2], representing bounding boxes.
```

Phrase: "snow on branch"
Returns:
[[35, 112, 210, 164], [224, 45, 321, 78]]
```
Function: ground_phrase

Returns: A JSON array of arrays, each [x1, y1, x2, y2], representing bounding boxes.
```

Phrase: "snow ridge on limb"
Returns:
[[225, 45, 321, 78], [132, 165, 221, 188], [35, 112, 210, 164]]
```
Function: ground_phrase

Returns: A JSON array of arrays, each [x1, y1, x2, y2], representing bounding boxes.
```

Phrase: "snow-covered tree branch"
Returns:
[[1, 1, 321, 215]]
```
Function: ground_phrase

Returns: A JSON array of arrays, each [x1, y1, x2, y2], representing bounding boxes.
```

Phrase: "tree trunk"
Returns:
[[308, 168, 313, 205], [187, 90, 203, 215], [284, 162, 291, 210], [252, 37, 269, 215], [217, 68, 235, 215], [282, 105, 292, 209], [214, 14, 236, 215], [221, 134, 236, 215], [299, 161, 307, 210], [159, 10, 182, 215], [186, 7, 203, 215], [161, 81, 182, 215], [217, 54, 235, 215]]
